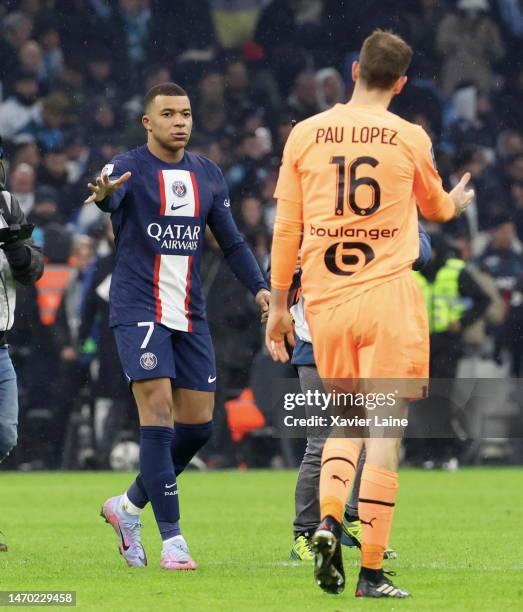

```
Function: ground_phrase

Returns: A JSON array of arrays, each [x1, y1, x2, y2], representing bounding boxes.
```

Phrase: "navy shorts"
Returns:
[[113, 322, 216, 392]]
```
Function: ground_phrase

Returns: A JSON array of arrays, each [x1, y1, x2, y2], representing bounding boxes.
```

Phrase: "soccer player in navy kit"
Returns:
[[85, 83, 270, 570]]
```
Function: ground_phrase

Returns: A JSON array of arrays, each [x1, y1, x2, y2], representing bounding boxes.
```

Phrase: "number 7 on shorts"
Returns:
[[137, 321, 155, 349]]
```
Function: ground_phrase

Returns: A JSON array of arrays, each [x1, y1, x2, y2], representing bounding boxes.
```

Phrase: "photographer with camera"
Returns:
[[0, 139, 44, 552]]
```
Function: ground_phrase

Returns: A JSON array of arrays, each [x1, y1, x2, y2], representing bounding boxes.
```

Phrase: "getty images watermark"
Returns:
[[282, 388, 406, 429], [271, 378, 523, 439]]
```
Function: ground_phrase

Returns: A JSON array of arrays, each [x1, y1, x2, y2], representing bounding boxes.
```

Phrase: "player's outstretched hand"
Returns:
[[256, 289, 271, 323], [265, 308, 295, 362], [84, 171, 132, 204], [450, 172, 475, 218]]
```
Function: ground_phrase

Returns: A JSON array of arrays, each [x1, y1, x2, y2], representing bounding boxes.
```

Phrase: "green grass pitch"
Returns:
[[1, 468, 522, 611]]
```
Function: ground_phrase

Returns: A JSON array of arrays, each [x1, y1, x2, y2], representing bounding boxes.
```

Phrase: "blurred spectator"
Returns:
[[148, 0, 216, 63], [198, 69, 225, 111], [286, 71, 321, 121], [410, 233, 491, 466], [11, 142, 40, 170], [28, 186, 65, 243], [224, 56, 260, 125], [497, 129, 523, 162], [477, 214, 523, 368], [58, 56, 86, 110], [478, 214, 523, 307], [18, 0, 43, 19], [254, 0, 318, 94], [21, 91, 69, 149], [8, 162, 35, 217], [202, 229, 263, 465], [404, 0, 447, 80], [89, 99, 121, 149], [78, 223, 136, 468], [64, 131, 91, 184], [109, 0, 152, 95], [197, 70, 227, 138], [57, 235, 95, 358], [436, 0, 505, 95], [226, 130, 272, 199], [0, 72, 40, 143], [37, 146, 68, 191], [315, 67, 345, 110], [445, 147, 505, 244], [35, 17, 65, 85], [238, 194, 270, 266], [416, 233, 492, 375], [454, 233, 506, 358], [18, 40, 46, 84], [50, 235, 95, 467], [0, 12, 33, 82], [443, 87, 499, 152], [84, 45, 121, 103], [505, 152, 523, 187]]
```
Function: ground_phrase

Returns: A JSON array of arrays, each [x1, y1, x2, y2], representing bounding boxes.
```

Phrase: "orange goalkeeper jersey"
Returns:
[[271, 103, 455, 311]]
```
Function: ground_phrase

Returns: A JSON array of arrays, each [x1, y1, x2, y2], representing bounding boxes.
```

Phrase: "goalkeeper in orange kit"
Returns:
[[266, 30, 474, 598]]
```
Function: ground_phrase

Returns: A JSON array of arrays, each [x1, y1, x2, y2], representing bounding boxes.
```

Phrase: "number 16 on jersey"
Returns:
[[330, 156, 381, 217]]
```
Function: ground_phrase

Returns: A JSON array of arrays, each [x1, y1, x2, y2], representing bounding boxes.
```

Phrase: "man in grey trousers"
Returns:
[[288, 297, 378, 560]]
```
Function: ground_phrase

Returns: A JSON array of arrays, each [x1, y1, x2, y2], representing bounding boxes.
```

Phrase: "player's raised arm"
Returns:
[[84, 166, 132, 207], [413, 128, 474, 222]]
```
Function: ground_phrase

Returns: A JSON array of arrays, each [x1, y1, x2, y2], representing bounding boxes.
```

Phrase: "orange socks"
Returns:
[[319, 439, 360, 523], [358, 464, 398, 570]]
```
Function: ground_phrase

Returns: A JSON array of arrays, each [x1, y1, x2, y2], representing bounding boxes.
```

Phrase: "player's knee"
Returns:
[[142, 406, 173, 427], [138, 390, 174, 426], [366, 438, 400, 471]]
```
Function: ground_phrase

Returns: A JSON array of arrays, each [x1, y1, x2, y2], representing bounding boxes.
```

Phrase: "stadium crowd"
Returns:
[[0, 0, 522, 469]]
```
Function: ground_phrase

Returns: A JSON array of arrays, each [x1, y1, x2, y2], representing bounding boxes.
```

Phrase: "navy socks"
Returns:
[[171, 421, 213, 475], [138, 426, 180, 541], [126, 421, 213, 525]]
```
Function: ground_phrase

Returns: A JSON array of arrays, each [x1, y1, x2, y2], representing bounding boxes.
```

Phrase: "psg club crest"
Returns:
[[140, 352, 158, 370], [172, 181, 187, 198]]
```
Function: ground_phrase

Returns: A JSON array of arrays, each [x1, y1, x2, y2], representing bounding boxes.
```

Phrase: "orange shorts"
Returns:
[[306, 273, 429, 398]]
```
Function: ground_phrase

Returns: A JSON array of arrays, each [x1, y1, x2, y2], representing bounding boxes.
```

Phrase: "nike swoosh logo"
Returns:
[[165, 483, 176, 489], [170, 203, 188, 212], [208, 375, 217, 383], [118, 525, 130, 551]]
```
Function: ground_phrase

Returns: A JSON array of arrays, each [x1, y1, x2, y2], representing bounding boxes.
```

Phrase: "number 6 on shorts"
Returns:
[[137, 321, 154, 349]]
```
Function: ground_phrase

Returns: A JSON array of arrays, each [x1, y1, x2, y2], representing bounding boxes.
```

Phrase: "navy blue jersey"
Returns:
[[97, 145, 267, 332]]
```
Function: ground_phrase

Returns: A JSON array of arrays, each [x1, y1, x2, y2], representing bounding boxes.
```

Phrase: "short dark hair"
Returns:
[[359, 30, 413, 90], [143, 82, 188, 111]]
